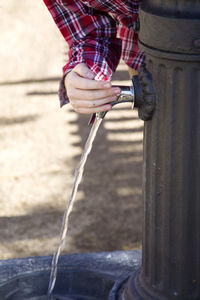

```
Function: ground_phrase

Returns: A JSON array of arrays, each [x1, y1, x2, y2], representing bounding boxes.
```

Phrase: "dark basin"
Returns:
[[0, 269, 115, 299], [0, 251, 141, 300]]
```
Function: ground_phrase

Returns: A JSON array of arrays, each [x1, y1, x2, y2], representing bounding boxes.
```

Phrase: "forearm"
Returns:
[[43, 0, 122, 106]]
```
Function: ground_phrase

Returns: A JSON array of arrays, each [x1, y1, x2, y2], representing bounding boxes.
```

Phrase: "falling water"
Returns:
[[48, 117, 103, 298]]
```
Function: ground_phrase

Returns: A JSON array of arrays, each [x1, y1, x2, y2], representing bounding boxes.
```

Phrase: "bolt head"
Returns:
[[193, 38, 200, 49]]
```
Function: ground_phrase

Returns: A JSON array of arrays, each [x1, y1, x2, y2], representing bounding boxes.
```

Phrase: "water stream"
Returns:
[[48, 117, 103, 298]]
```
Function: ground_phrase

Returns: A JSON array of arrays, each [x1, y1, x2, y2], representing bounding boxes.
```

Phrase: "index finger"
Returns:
[[71, 72, 111, 90]]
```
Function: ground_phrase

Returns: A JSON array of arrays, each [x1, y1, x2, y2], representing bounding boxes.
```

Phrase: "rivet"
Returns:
[[193, 38, 200, 49]]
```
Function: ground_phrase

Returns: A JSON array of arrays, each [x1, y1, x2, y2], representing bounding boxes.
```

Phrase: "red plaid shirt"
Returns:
[[43, 0, 144, 106]]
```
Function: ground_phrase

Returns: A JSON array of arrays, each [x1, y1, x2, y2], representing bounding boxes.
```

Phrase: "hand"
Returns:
[[64, 63, 121, 114]]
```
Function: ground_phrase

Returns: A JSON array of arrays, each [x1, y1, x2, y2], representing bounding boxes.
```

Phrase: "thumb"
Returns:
[[74, 63, 94, 80]]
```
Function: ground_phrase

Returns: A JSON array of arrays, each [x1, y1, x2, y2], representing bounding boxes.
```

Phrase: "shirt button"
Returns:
[[133, 19, 140, 31]]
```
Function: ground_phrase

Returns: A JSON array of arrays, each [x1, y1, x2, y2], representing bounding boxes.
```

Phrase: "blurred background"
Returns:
[[0, 1, 143, 260]]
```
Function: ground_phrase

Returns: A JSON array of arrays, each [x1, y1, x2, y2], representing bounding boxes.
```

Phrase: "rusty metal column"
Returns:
[[123, 1, 200, 299]]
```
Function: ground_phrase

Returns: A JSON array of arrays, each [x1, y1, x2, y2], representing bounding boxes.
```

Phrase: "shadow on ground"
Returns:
[[65, 105, 143, 252], [0, 63, 143, 257], [0, 115, 40, 126]]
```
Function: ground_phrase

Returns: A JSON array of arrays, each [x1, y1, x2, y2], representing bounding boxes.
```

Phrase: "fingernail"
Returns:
[[112, 88, 121, 94]]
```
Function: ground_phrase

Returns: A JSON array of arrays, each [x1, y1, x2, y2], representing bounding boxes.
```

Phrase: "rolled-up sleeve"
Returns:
[[43, 0, 122, 106], [117, 22, 144, 71]]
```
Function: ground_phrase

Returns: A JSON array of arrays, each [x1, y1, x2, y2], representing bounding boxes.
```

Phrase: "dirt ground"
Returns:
[[0, 2, 143, 260]]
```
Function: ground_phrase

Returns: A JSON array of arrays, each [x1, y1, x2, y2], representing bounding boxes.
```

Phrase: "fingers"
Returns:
[[73, 104, 112, 114], [64, 63, 122, 115], [68, 85, 120, 100], [68, 70, 111, 90], [71, 95, 117, 109]]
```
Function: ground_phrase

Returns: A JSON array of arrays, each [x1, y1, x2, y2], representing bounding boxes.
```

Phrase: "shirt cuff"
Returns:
[[58, 72, 69, 108]]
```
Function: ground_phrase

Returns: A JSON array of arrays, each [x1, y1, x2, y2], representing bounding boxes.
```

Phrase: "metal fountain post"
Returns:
[[0, 1, 200, 299], [123, 1, 200, 299]]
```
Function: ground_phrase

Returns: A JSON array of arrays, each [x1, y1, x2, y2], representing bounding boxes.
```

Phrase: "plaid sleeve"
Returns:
[[117, 22, 144, 71], [43, 0, 122, 106]]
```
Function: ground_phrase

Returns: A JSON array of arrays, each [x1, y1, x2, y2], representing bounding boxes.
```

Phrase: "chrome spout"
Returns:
[[96, 66, 156, 121], [96, 85, 135, 120]]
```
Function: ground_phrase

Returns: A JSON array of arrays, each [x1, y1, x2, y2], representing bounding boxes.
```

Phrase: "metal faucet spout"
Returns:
[[96, 65, 156, 121], [96, 85, 135, 120]]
